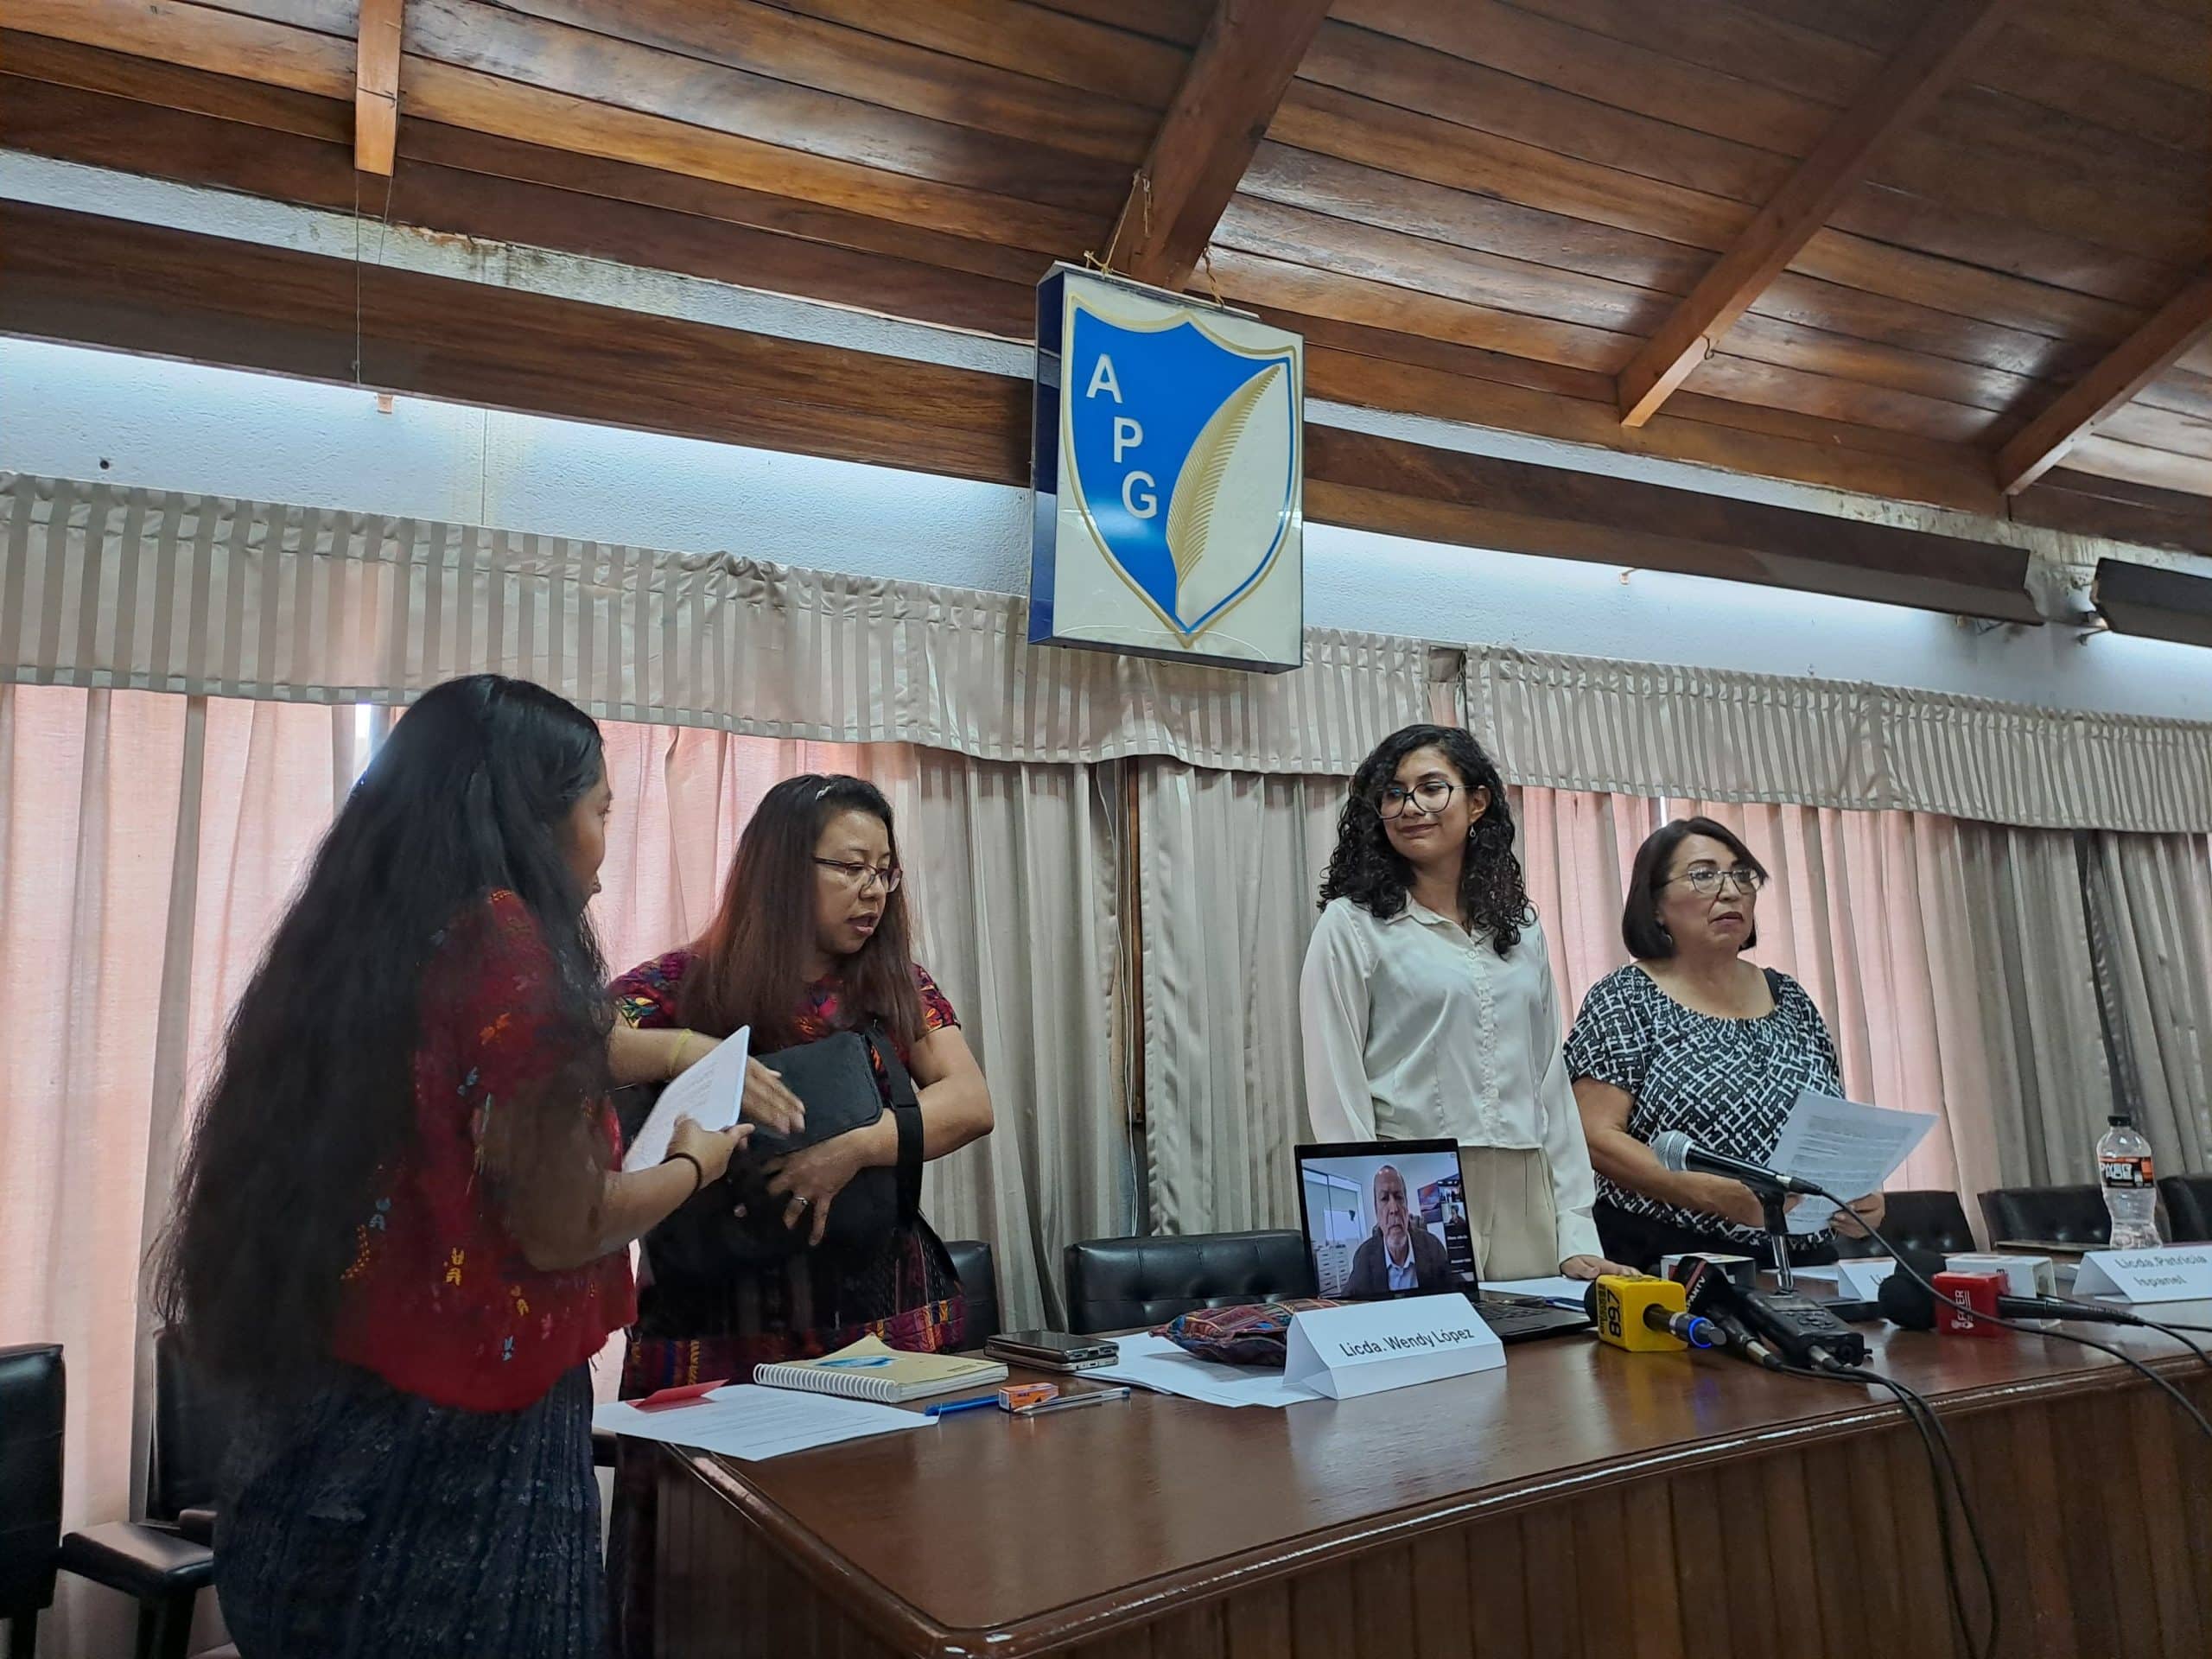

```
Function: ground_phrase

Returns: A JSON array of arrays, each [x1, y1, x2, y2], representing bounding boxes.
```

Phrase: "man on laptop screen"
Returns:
[[1343, 1163, 1452, 1294]]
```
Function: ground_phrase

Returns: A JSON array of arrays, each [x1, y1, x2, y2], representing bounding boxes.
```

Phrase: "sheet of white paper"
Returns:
[[1487, 1275, 1589, 1304], [1768, 1090, 1936, 1235], [1085, 1333, 1324, 1409], [592, 1382, 926, 1460], [620, 1026, 750, 1172]]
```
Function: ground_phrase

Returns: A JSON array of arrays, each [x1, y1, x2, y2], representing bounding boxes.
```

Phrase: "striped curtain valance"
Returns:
[[0, 473, 1432, 775], [1468, 646, 2212, 834]]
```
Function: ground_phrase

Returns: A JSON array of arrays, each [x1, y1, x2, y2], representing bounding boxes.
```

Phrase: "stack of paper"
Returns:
[[621, 1026, 751, 1173], [1085, 1333, 1323, 1409], [593, 1382, 928, 1461]]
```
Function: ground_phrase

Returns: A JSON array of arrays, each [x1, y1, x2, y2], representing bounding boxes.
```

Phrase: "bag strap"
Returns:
[[866, 1023, 926, 1222]]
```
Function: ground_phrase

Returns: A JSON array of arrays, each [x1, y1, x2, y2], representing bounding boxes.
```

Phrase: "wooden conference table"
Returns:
[[648, 1306, 2212, 1659]]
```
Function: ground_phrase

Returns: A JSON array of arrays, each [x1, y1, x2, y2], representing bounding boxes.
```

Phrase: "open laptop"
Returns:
[[1294, 1140, 1589, 1344]]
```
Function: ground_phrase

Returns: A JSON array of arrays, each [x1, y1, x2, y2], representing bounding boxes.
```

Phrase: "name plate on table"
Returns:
[[1282, 1295, 1505, 1401], [2073, 1246, 2212, 1304], [1832, 1257, 1899, 1300]]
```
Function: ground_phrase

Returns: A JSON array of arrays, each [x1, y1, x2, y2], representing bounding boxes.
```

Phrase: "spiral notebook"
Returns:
[[753, 1335, 1007, 1404]]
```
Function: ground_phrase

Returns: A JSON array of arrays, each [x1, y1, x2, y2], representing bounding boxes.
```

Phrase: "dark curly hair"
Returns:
[[1318, 724, 1532, 957]]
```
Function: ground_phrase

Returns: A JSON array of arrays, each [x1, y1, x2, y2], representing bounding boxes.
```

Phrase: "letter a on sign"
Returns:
[[1085, 354, 1122, 402]]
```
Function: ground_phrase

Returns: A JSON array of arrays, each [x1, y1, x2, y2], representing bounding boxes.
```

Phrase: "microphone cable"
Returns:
[[1821, 1197, 2212, 1444], [1713, 1319, 1997, 1659]]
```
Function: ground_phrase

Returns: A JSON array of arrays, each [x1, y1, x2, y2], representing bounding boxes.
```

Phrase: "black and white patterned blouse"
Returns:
[[1563, 963, 1844, 1247]]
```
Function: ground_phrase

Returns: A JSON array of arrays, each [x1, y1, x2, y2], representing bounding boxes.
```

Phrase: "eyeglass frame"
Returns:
[[1662, 865, 1766, 897], [812, 856, 903, 894], [1370, 779, 1463, 820]]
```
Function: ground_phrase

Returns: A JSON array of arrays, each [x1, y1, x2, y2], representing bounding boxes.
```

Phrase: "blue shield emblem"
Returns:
[[1062, 299, 1299, 641]]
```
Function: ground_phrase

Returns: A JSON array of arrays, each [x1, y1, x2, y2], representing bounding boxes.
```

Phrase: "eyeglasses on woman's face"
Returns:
[[813, 857, 902, 894], [1371, 779, 1457, 820], [1665, 865, 1766, 897]]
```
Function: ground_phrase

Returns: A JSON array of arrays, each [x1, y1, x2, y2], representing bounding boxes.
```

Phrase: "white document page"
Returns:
[[620, 1026, 750, 1173], [1486, 1275, 1590, 1304], [592, 1382, 926, 1461], [1086, 1333, 1324, 1408], [1769, 1090, 1936, 1235]]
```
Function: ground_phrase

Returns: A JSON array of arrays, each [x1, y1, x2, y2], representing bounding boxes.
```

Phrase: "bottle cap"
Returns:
[[2107, 1114, 2130, 1126]]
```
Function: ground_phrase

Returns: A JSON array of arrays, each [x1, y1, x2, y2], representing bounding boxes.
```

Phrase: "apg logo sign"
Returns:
[[1029, 267, 1304, 671]]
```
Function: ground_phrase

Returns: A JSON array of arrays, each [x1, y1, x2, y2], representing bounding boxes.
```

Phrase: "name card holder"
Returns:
[[1281, 1295, 1506, 1401], [2072, 1246, 2212, 1305], [1832, 1257, 1898, 1300]]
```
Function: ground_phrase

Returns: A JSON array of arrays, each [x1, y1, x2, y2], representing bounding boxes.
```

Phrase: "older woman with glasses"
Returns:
[[1300, 725, 1630, 1284], [1566, 817, 1885, 1270]]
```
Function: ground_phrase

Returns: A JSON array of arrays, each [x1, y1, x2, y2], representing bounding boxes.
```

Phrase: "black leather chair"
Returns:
[[2, 1344, 65, 1659], [944, 1239, 1002, 1345], [1062, 1230, 1314, 1335], [1978, 1184, 2111, 1249], [56, 1332, 228, 1659], [1834, 1189, 1976, 1259], [2158, 1175, 2212, 1242]]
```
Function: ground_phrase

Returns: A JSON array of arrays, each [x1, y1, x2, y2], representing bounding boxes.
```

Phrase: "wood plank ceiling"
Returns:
[[4, 0, 2209, 548]]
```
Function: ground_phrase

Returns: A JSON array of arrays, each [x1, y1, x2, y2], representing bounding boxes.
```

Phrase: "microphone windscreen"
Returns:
[[1651, 1129, 1692, 1173], [1878, 1269, 1936, 1330]]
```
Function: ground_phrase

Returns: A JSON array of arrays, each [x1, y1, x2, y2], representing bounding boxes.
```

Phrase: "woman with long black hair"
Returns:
[[154, 675, 749, 1658], [1300, 724, 1627, 1284], [604, 772, 993, 1656]]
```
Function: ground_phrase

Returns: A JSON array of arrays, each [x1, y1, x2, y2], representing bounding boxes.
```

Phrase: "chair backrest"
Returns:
[[0, 1343, 65, 1620], [1834, 1190, 1976, 1259], [1977, 1185, 2111, 1249], [2158, 1175, 2212, 1243], [942, 1239, 1001, 1345], [152, 1331, 232, 1522], [1062, 1230, 1313, 1335]]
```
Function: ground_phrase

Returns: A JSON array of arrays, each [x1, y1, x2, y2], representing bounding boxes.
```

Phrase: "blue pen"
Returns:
[[925, 1395, 1002, 1418]]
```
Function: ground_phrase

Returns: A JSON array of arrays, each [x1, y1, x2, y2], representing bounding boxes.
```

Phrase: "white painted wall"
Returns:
[[6, 337, 2209, 722]]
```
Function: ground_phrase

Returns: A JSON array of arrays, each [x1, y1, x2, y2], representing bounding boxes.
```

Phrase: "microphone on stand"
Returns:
[[1649, 1130, 1822, 1195], [1584, 1275, 1719, 1351]]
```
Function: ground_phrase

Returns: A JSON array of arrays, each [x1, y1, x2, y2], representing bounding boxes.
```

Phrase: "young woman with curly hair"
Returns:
[[1299, 725, 1627, 1283]]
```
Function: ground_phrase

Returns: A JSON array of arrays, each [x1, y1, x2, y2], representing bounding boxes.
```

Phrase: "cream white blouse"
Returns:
[[1299, 896, 1602, 1265]]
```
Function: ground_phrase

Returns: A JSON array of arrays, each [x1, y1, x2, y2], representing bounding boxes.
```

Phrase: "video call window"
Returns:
[[1296, 1142, 1475, 1300]]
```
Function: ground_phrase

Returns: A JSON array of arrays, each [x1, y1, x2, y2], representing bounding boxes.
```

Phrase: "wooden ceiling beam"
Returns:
[[1103, 0, 1332, 291], [354, 0, 403, 175], [0, 200, 2038, 623], [1614, 0, 2018, 429], [1995, 273, 2212, 495]]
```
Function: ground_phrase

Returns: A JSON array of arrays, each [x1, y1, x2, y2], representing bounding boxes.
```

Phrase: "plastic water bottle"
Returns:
[[2096, 1116, 2161, 1250]]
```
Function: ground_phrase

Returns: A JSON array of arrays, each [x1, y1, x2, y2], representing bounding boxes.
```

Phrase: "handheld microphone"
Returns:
[[1649, 1130, 1825, 1197], [1877, 1270, 2150, 1331], [1585, 1274, 1719, 1351]]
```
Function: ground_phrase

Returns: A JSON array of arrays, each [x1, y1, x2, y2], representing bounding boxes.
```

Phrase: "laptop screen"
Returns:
[[1294, 1140, 1478, 1300]]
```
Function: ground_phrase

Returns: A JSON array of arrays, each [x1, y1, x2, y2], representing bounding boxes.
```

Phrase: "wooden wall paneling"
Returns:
[[1347, 1538, 1421, 1659], [1328, 0, 1833, 154], [487, 0, 1160, 164], [403, 0, 1129, 216], [1287, 1558, 1358, 1659], [1978, 26, 2212, 152], [1505, 0, 1885, 107], [2133, 366, 2212, 421], [1795, 1441, 1867, 1654], [1219, 1580, 1294, 1659], [396, 57, 1099, 252], [1997, 273, 2212, 491], [1567, 1489, 1634, 1659], [1662, 1470, 1732, 1657], [1516, 1506, 1580, 1656], [767, 0, 1194, 108], [1460, 1514, 1529, 1659], [1032, 0, 1212, 50], [2125, 1391, 2201, 1656], [1612, 0, 2018, 426], [8, 0, 354, 99], [1713, 1460, 1781, 1646], [1724, 314, 2046, 412], [2096, 401, 2212, 459], [1406, 1529, 1477, 1659], [1103, 0, 1332, 289], [1786, 229, 2145, 351], [1750, 271, 2103, 381], [2012, 0, 2212, 92]]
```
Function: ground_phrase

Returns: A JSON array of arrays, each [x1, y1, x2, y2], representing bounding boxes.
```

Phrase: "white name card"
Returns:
[[1281, 1295, 1505, 1401], [2073, 1246, 2212, 1305], [1832, 1257, 1898, 1300]]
